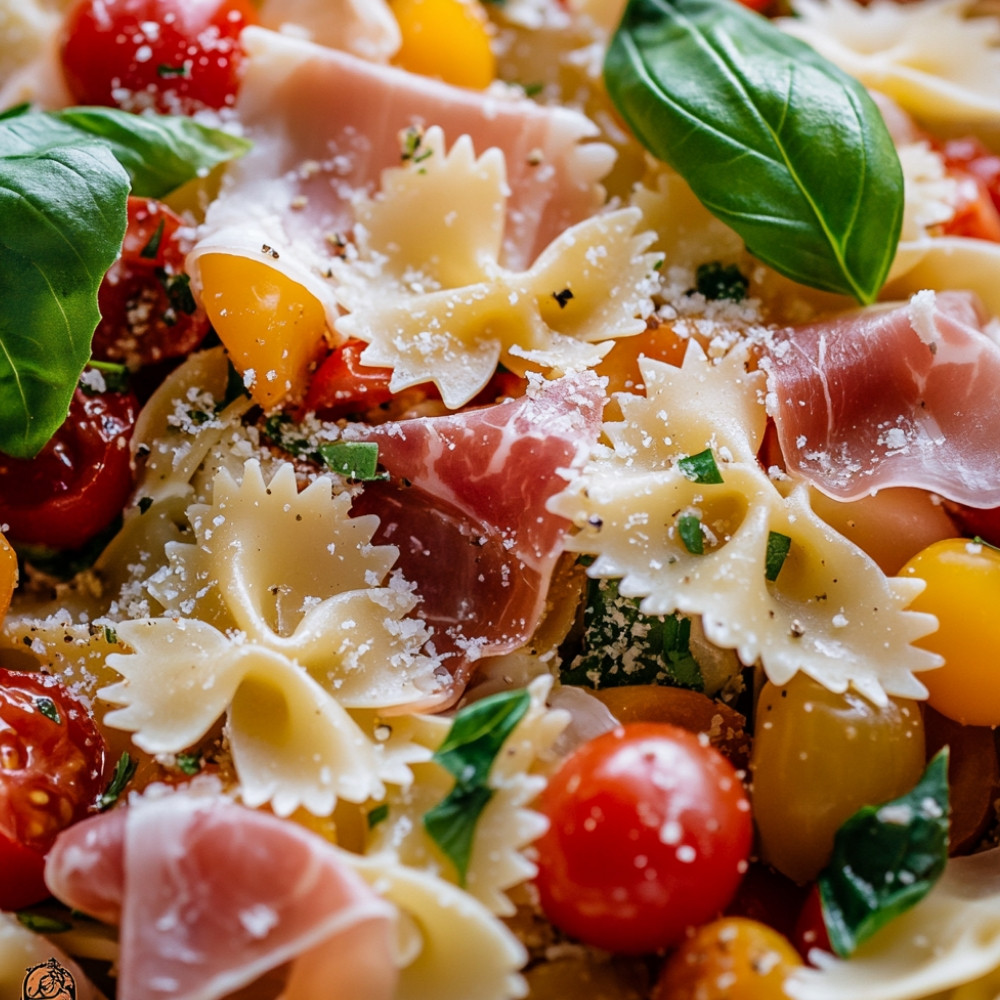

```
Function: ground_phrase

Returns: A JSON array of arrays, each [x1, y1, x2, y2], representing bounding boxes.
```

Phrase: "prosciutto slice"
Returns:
[[188, 27, 614, 320], [344, 372, 605, 677], [765, 290, 1000, 506], [45, 790, 397, 1000]]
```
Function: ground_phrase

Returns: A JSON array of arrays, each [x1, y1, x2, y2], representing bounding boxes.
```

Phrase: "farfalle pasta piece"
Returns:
[[368, 676, 567, 916], [147, 459, 443, 710], [549, 342, 941, 706], [778, 0, 1000, 130], [347, 853, 528, 1000], [334, 126, 659, 408], [101, 618, 387, 816]]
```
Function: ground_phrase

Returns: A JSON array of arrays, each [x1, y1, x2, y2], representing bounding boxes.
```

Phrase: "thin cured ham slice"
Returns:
[[344, 372, 605, 678], [45, 790, 398, 1000], [188, 26, 615, 321], [765, 290, 1000, 507]]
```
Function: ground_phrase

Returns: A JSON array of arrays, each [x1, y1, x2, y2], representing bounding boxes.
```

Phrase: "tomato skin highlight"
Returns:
[[534, 722, 752, 954], [0, 384, 138, 550], [60, 0, 257, 115], [92, 197, 210, 368], [0, 669, 109, 909]]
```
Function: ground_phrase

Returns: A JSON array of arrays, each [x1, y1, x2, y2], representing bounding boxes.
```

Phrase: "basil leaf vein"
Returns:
[[604, 0, 903, 304]]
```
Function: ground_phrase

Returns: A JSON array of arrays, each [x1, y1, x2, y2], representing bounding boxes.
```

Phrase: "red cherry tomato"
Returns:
[[0, 382, 138, 550], [941, 137, 1000, 243], [0, 669, 109, 909], [60, 0, 257, 115], [302, 340, 397, 420], [792, 885, 834, 963], [533, 722, 753, 955], [92, 197, 210, 368]]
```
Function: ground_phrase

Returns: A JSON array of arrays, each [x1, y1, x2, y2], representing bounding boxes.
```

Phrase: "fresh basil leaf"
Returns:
[[564, 576, 703, 690], [50, 106, 250, 199], [423, 689, 531, 882], [604, 0, 903, 304], [678, 513, 704, 554], [678, 447, 723, 484], [818, 749, 950, 957], [318, 441, 382, 481], [0, 122, 129, 458], [765, 531, 792, 582], [99, 751, 139, 810]]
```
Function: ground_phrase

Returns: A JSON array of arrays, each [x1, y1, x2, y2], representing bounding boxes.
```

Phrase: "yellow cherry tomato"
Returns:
[[391, 0, 495, 90], [197, 254, 328, 410], [653, 917, 802, 1000], [750, 674, 925, 883], [0, 532, 17, 621], [901, 538, 1000, 726]]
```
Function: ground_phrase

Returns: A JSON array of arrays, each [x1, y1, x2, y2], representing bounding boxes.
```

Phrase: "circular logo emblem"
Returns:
[[21, 957, 76, 1000]]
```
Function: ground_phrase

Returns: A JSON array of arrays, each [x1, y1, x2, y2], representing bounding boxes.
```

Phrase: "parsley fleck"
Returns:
[[140, 217, 166, 259], [174, 752, 202, 776], [367, 803, 390, 829], [678, 448, 724, 484], [157, 64, 190, 78], [694, 261, 749, 302], [34, 697, 61, 725], [99, 752, 138, 811], [678, 513, 704, 554], [765, 531, 792, 581]]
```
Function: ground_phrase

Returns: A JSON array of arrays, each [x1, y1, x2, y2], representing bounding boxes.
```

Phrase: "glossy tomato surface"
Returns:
[[60, 0, 257, 115], [534, 722, 752, 954], [0, 669, 109, 909], [0, 383, 138, 550], [92, 197, 210, 367]]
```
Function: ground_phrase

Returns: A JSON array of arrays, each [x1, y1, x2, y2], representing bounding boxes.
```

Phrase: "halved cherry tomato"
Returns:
[[0, 381, 138, 550], [60, 0, 257, 115], [0, 669, 109, 909], [92, 197, 210, 368], [534, 722, 752, 954], [941, 137, 1000, 243], [792, 885, 834, 963], [302, 340, 397, 420]]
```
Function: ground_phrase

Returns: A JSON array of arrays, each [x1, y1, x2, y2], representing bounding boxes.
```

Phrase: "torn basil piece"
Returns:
[[678, 448, 724, 485], [318, 441, 381, 481], [765, 531, 792, 582], [678, 513, 704, 554]]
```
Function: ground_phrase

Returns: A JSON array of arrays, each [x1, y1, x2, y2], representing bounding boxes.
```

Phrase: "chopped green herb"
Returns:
[[187, 409, 211, 425], [103, 625, 118, 645], [138, 496, 154, 514], [100, 752, 138, 810], [140, 217, 166, 259], [678, 513, 704, 554], [318, 441, 382, 481], [16, 912, 72, 934], [765, 531, 792, 582], [694, 261, 749, 302], [159, 270, 197, 318], [34, 697, 61, 725], [678, 448, 724, 484], [174, 752, 202, 776], [521, 82, 544, 97], [563, 576, 703, 691], [423, 689, 531, 883], [157, 64, 190, 78], [401, 126, 432, 164], [82, 360, 130, 394], [818, 749, 950, 957], [367, 803, 390, 829]]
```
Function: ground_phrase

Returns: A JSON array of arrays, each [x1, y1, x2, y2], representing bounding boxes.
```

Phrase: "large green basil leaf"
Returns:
[[818, 749, 950, 957], [423, 688, 531, 882], [0, 124, 128, 458], [51, 107, 250, 198], [604, 0, 903, 304]]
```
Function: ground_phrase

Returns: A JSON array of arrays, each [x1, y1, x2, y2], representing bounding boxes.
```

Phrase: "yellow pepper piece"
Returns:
[[391, 0, 495, 90], [0, 532, 17, 622], [198, 254, 328, 410]]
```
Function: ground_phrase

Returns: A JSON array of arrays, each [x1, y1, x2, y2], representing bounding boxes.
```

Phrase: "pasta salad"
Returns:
[[1, 0, 1000, 998]]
